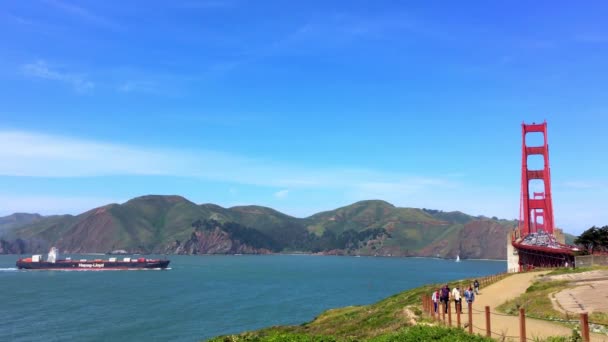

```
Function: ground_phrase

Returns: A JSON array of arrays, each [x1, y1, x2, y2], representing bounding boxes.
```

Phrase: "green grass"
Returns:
[[207, 273, 510, 341], [498, 267, 608, 327], [589, 311, 608, 326], [206, 326, 494, 342], [546, 266, 608, 276], [497, 280, 570, 319]]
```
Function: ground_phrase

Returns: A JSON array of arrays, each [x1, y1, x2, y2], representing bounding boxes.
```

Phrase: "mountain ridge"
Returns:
[[0, 195, 575, 259]]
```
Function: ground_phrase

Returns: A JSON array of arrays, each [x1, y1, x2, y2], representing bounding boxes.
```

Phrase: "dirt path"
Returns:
[[440, 272, 608, 341]]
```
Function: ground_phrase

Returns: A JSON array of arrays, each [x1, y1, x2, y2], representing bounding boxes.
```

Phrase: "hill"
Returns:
[[0, 213, 44, 235], [306, 201, 516, 259], [1, 196, 520, 259]]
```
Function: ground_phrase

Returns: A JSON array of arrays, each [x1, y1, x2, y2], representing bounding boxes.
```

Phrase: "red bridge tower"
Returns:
[[510, 121, 577, 272], [519, 122, 555, 236]]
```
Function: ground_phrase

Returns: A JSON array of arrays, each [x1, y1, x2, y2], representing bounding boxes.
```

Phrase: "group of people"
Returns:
[[431, 279, 480, 314]]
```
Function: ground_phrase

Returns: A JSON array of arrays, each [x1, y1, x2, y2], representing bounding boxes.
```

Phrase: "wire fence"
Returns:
[[420, 271, 598, 342]]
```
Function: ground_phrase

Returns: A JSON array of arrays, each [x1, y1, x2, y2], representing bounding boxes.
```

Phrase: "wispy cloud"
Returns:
[[274, 189, 289, 199], [117, 81, 161, 94], [0, 130, 455, 191], [21, 60, 94, 92], [0, 130, 536, 224], [206, 11, 442, 75], [43, 0, 121, 30], [0, 130, 573, 227], [177, 0, 236, 9], [574, 34, 608, 44], [561, 181, 603, 190], [2, 12, 36, 26], [107, 65, 204, 96]]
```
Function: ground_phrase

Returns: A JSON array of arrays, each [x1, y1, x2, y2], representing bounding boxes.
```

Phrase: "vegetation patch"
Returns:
[[207, 326, 493, 342], [497, 279, 570, 319], [546, 266, 605, 276], [501, 267, 608, 327], [207, 274, 510, 341]]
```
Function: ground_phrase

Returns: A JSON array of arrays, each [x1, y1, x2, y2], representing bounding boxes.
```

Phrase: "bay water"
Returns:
[[0, 254, 505, 341]]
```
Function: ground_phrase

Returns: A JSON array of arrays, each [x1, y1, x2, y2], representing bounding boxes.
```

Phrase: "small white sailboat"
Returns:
[[455, 254, 461, 262]]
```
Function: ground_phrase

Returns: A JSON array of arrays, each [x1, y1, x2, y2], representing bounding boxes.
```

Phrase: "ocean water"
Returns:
[[0, 254, 506, 341]]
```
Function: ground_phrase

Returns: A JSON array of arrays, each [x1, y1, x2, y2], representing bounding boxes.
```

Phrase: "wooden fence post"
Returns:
[[485, 306, 491, 337], [422, 294, 426, 312], [442, 302, 446, 324], [448, 300, 452, 326], [580, 312, 590, 342], [421, 295, 424, 311], [456, 306, 461, 328], [468, 302, 473, 334], [519, 308, 526, 342]]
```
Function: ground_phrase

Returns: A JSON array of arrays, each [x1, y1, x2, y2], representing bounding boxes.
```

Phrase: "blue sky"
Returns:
[[1, 1, 607, 234]]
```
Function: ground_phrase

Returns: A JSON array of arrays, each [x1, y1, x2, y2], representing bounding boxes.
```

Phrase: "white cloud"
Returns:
[[274, 189, 289, 199], [117, 81, 160, 94], [177, 0, 236, 9], [561, 181, 602, 190], [22, 60, 94, 92], [0, 131, 457, 190], [0, 129, 525, 224], [0, 130, 601, 233], [43, 0, 121, 30]]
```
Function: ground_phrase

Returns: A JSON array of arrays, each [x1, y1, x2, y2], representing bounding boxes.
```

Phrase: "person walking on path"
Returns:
[[452, 286, 462, 313], [473, 279, 480, 295], [440, 284, 450, 313], [464, 286, 475, 310], [431, 288, 440, 313]]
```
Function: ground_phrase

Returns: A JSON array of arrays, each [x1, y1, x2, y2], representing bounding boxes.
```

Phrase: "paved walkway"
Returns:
[[549, 270, 608, 314], [437, 272, 608, 341]]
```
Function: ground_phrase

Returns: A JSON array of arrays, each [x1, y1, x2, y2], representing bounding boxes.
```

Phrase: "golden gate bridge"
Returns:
[[509, 121, 579, 271]]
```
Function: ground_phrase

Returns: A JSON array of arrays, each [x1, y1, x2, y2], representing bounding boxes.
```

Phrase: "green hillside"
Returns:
[[0, 213, 44, 236], [305, 201, 515, 259], [3, 195, 519, 258]]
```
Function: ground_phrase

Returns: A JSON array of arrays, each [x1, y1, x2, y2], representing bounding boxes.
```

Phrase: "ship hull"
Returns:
[[16, 260, 170, 270]]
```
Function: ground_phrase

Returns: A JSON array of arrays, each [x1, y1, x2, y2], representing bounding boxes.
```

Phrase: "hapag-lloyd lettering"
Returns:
[[78, 263, 105, 268]]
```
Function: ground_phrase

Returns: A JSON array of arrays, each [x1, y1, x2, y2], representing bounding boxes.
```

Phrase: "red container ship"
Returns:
[[16, 247, 170, 270]]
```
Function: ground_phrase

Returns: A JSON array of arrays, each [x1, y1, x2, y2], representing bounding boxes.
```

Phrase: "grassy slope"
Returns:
[[226, 205, 309, 247], [497, 266, 608, 326], [564, 233, 577, 245], [7, 214, 76, 240], [8, 196, 312, 253], [206, 326, 493, 342], [207, 273, 508, 342], [0, 213, 44, 236], [306, 200, 457, 253], [8, 197, 519, 258], [307, 201, 517, 258], [210, 270, 606, 342], [12, 196, 210, 252]]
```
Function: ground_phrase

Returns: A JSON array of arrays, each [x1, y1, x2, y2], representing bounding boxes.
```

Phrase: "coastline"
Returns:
[[207, 269, 599, 341], [206, 269, 513, 341], [0, 250, 508, 262]]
